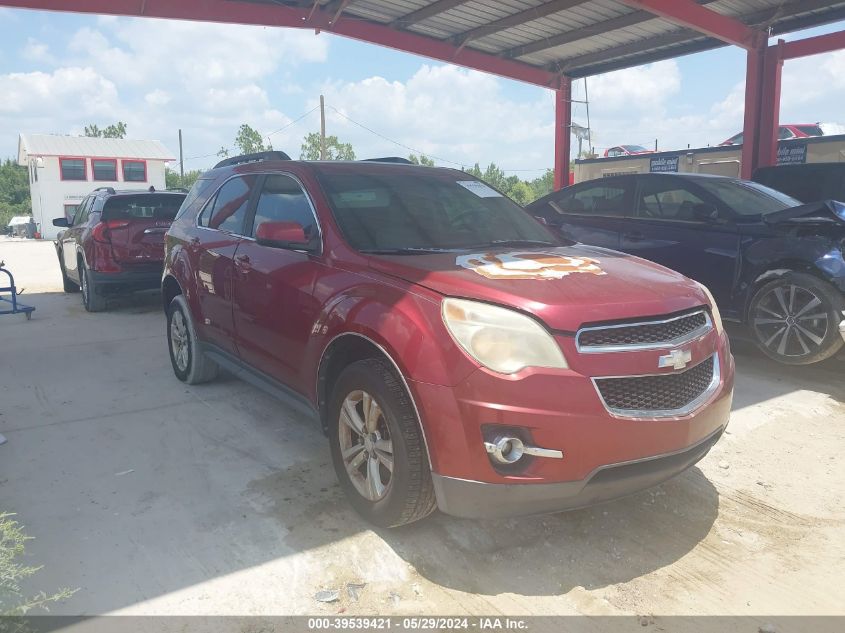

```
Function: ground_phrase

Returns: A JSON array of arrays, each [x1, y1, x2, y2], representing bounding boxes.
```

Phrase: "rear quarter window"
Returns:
[[102, 194, 187, 221]]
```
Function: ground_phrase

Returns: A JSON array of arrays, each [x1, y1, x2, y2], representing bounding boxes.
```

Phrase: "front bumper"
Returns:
[[433, 427, 723, 519]]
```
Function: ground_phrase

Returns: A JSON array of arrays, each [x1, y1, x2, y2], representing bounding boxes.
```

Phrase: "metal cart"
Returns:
[[0, 260, 35, 320]]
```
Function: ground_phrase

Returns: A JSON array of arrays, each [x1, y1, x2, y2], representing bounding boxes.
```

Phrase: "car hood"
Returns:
[[368, 245, 709, 332], [763, 200, 845, 225]]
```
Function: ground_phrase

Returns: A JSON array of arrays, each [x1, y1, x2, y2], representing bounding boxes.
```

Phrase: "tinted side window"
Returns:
[[176, 177, 216, 221], [635, 179, 708, 221], [250, 175, 318, 239], [73, 198, 91, 225], [566, 183, 628, 217], [201, 175, 257, 234]]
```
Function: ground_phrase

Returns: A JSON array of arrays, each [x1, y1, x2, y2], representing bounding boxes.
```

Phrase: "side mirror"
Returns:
[[255, 221, 315, 251], [53, 217, 69, 227], [693, 203, 720, 222]]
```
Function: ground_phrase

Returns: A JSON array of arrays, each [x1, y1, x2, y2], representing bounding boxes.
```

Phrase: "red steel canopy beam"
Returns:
[[0, 0, 558, 87], [780, 29, 845, 60], [618, 0, 758, 49], [553, 76, 572, 191]]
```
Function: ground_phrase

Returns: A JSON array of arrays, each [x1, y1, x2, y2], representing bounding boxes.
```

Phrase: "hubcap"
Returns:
[[338, 390, 393, 501], [170, 310, 190, 372], [753, 284, 829, 358]]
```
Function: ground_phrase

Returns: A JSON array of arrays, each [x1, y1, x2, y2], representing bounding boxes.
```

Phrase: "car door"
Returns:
[[530, 178, 635, 250], [62, 196, 92, 279], [232, 173, 323, 395], [620, 176, 741, 312], [191, 173, 259, 355]]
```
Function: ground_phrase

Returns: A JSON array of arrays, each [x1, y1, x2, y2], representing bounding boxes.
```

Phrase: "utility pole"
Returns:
[[178, 129, 184, 186], [319, 95, 327, 160]]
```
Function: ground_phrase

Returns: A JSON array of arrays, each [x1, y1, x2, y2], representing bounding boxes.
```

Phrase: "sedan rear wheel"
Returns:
[[749, 272, 844, 365]]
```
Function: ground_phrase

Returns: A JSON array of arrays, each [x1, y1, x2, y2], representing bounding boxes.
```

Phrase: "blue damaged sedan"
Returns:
[[527, 173, 845, 365]]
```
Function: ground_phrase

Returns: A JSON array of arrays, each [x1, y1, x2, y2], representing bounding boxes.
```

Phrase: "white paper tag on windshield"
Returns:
[[456, 180, 502, 198]]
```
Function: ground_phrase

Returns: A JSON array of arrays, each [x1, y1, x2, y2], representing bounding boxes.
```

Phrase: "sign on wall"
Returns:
[[649, 155, 680, 173], [777, 143, 807, 165]]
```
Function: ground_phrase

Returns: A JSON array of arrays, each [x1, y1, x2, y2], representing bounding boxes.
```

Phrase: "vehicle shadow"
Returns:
[[261, 457, 719, 597]]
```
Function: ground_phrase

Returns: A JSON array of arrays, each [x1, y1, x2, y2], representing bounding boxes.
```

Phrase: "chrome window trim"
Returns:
[[576, 309, 713, 354], [591, 354, 720, 420]]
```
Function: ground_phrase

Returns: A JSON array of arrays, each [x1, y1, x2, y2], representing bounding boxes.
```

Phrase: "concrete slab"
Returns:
[[0, 240, 843, 616]]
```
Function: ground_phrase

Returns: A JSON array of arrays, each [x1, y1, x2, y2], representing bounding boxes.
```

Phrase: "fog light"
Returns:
[[485, 436, 525, 465]]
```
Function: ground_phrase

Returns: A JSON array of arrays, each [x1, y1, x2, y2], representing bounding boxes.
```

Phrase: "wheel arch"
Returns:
[[161, 275, 183, 313], [316, 332, 434, 469], [743, 259, 834, 321]]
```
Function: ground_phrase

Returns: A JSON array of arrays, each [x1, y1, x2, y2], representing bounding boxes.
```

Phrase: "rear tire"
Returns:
[[167, 295, 219, 384], [80, 262, 106, 312], [328, 358, 436, 527], [59, 255, 79, 293], [748, 272, 845, 365]]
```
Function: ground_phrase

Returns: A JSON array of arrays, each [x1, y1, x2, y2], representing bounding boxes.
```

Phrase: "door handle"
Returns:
[[625, 231, 645, 242]]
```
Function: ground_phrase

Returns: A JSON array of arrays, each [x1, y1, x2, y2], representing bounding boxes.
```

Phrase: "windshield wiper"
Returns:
[[359, 247, 456, 255], [473, 239, 558, 249]]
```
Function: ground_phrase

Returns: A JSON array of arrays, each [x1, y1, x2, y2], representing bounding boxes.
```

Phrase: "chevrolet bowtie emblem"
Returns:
[[658, 349, 692, 371]]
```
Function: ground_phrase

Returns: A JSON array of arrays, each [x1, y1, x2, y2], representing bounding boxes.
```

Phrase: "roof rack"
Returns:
[[214, 151, 292, 169], [361, 157, 413, 164], [93, 186, 116, 195]]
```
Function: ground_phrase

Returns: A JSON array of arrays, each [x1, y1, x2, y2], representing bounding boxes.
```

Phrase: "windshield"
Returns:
[[102, 193, 186, 221], [316, 169, 559, 252], [623, 145, 647, 152], [695, 179, 800, 216]]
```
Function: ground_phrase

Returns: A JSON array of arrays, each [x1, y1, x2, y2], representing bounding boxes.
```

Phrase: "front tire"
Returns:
[[59, 255, 79, 293], [80, 263, 106, 312], [749, 272, 845, 365], [328, 359, 436, 527], [167, 295, 219, 384]]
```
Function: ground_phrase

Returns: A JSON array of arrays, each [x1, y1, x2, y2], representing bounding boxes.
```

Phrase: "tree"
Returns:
[[234, 124, 272, 155], [84, 122, 127, 139], [0, 159, 31, 228], [408, 154, 434, 166], [300, 132, 356, 161], [165, 168, 203, 190]]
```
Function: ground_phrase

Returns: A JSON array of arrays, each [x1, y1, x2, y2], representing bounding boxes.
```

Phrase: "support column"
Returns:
[[553, 76, 572, 190], [740, 40, 765, 179], [757, 40, 784, 169]]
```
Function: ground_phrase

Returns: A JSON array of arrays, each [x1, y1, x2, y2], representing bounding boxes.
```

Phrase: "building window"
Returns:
[[123, 160, 146, 182], [60, 158, 86, 181], [64, 204, 80, 222], [92, 159, 117, 181]]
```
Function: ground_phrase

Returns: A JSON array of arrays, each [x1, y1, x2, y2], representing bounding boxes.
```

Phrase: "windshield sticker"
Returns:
[[456, 181, 502, 198], [456, 252, 606, 280]]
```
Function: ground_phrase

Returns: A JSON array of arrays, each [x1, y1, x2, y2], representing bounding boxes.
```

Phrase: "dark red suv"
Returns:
[[54, 187, 186, 311], [162, 152, 734, 527]]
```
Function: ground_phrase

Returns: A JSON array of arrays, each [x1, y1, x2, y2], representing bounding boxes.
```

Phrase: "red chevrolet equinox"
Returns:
[[162, 152, 734, 527]]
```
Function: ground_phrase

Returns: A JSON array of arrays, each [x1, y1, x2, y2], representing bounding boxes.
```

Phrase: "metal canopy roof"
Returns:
[[259, 0, 845, 78]]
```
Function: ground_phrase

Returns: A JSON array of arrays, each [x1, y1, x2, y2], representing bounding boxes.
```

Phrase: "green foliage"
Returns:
[[0, 513, 75, 617], [0, 159, 31, 228], [234, 124, 272, 155], [300, 133, 356, 161], [408, 154, 434, 166], [84, 122, 127, 139], [165, 168, 203, 190], [462, 164, 555, 205]]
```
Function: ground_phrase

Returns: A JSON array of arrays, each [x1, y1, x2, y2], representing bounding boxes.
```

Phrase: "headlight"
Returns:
[[442, 298, 568, 374], [696, 282, 724, 334]]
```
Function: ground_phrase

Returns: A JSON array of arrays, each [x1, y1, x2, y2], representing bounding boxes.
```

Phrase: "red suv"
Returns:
[[162, 152, 734, 527], [54, 187, 186, 311]]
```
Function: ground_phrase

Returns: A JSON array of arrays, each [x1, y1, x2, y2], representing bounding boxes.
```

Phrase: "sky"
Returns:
[[1, 6, 845, 177]]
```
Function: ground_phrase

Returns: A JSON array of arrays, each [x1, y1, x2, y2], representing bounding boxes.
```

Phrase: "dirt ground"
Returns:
[[0, 236, 843, 617]]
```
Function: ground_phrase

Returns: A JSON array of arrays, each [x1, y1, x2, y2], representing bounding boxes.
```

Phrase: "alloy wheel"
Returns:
[[752, 284, 829, 359], [170, 310, 190, 372], [338, 390, 394, 501]]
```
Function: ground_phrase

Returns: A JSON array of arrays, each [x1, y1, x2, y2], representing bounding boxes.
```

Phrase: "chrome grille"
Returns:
[[577, 310, 711, 353], [594, 356, 718, 418]]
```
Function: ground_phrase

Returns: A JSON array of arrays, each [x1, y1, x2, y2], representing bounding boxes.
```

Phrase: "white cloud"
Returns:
[[0, 67, 118, 117], [22, 38, 54, 64], [315, 64, 553, 170], [144, 89, 171, 106]]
